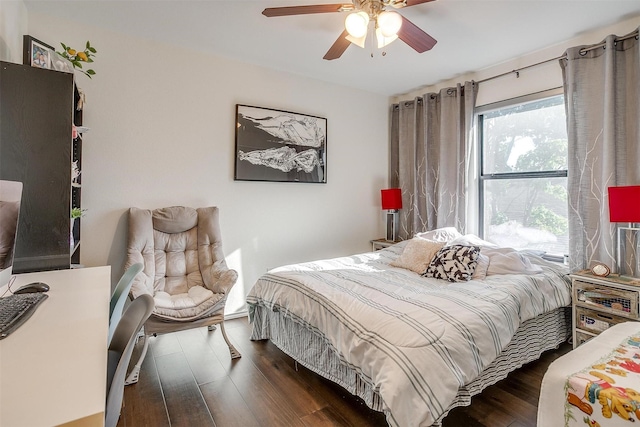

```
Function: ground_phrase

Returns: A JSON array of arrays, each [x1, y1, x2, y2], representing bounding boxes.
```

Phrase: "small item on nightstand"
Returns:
[[591, 263, 611, 277], [611, 302, 623, 311]]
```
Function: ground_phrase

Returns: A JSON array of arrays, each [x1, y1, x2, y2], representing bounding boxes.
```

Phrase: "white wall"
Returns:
[[393, 17, 640, 107], [0, 1, 27, 63], [20, 12, 389, 316]]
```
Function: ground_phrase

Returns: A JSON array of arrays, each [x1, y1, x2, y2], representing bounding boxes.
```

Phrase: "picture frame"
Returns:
[[51, 53, 74, 74], [23, 35, 54, 70], [234, 104, 327, 183]]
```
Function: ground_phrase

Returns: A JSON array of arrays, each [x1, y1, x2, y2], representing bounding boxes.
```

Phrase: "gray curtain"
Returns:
[[390, 81, 477, 240], [560, 26, 640, 273]]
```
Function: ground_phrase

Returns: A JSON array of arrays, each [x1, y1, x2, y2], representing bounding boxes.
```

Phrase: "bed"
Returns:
[[247, 231, 572, 426], [537, 322, 640, 427]]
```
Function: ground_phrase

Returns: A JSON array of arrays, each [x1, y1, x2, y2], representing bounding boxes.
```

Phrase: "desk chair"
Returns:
[[108, 263, 143, 345], [106, 293, 153, 427], [125, 206, 241, 384]]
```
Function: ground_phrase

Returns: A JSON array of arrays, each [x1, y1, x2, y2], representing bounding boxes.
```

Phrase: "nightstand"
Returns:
[[370, 238, 398, 251], [570, 270, 640, 349]]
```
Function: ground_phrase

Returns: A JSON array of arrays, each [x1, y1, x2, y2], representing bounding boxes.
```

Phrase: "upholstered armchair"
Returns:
[[124, 206, 241, 384]]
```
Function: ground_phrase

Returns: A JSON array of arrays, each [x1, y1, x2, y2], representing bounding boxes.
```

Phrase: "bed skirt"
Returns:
[[250, 305, 571, 426]]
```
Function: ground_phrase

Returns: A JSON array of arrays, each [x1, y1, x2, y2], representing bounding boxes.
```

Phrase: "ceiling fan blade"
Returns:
[[263, 4, 350, 17], [323, 30, 351, 60], [397, 15, 437, 53], [404, 0, 436, 7]]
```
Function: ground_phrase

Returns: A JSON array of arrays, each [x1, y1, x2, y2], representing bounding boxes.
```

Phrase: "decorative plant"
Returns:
[[71, 160, 81, 184], [58, 41, 97, 78], [71, 207, 87, 219]]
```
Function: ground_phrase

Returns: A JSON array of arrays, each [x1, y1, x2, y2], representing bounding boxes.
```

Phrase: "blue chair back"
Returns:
[[106, 293, 153, 427], [108, 263, 143, 344]]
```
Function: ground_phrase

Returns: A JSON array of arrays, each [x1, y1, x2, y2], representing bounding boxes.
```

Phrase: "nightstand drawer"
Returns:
[[575, 330, 596, 347], [574, 280, 639, 318], [577, 307, 628, 334]]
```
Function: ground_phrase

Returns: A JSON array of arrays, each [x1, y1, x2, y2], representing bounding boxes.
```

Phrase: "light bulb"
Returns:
[[345, 11, 369, 38], [377, 10, 402, 37]]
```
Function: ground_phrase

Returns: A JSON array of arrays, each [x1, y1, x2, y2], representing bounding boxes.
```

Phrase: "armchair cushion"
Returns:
[[152, 206, 198, 234], [153, 286, 224, 320]]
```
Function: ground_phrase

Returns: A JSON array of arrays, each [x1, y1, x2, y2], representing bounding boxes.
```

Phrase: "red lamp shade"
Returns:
[[381, 188, 402, 210], [608, 186, 640, 222]]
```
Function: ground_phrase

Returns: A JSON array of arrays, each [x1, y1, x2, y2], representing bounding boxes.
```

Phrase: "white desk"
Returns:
[[0, 266, 110, 427]]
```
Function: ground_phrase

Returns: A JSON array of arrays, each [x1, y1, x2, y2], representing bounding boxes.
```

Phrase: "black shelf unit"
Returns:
[[0, 61, 76, 272], [71, 86, 83, 265]]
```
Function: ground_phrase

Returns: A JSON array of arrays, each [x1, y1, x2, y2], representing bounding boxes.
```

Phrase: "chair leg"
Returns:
[[125, 334, 149, 385], [219, 321, 241, 359]]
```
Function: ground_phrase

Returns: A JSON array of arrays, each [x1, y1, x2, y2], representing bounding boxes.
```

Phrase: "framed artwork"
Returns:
[[234, 104, 327, 183], [23, 35, 54, 69]]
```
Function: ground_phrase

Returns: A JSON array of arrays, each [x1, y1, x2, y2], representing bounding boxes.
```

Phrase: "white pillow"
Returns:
[[472, 253, 490, 280], [414, 227, 462, 244], [483, 248, 543, 275], [390, 238, 445, 274], [449, 234, 498, 248]]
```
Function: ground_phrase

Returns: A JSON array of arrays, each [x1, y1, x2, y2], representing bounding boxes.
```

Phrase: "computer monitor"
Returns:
[[0, 181, 22, 289]]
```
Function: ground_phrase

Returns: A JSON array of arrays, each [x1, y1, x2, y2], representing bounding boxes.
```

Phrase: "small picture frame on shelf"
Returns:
[[23, 35, 54, 69]]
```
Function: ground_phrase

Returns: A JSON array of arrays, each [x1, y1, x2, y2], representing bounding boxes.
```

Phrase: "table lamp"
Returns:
[[381, 188, 402, 242], [608, 185, 640, 277]]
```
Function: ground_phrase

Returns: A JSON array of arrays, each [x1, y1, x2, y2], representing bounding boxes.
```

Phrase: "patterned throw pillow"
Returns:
[[422, 245, 481, 282]]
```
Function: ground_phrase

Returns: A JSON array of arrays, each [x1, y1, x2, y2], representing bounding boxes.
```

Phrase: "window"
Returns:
[[478, 91, 568, 257]]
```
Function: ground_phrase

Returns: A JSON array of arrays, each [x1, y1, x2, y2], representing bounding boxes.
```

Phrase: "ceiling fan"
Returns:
[[262, 0, 438, 60]]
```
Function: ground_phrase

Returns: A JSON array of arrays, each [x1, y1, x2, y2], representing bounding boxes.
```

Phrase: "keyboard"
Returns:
[[0, 292, 48, 339]]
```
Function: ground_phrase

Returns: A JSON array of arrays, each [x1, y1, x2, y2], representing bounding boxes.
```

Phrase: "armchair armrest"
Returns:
[[201, 262, 238, 295], [129, 272, 154, 299]]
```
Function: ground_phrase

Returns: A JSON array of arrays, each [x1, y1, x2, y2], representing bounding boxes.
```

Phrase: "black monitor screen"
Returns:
[[0, 181, 22, 288]]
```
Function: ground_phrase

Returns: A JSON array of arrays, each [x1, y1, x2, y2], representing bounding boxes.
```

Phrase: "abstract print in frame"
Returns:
[[234, 105, 327, 183]]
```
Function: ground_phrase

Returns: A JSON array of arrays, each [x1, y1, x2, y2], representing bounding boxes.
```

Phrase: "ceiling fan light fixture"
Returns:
[[377, 10, 402, 37], [376, 27, 398, 48], [345, 11, 370, 38], [346, 33, 367, 48]]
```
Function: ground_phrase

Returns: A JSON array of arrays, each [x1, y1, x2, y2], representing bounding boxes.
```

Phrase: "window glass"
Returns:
[[482, 177, 568, 255], [482, 95, 567, 174], [479, 93, 568, 257]]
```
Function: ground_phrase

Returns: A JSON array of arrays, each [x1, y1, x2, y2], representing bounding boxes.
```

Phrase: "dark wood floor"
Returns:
[[118, 317, 571, 427]]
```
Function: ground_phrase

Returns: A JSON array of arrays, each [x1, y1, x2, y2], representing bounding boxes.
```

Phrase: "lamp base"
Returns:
[[385, 210, 398, 242], [617, 225, 640, 278]]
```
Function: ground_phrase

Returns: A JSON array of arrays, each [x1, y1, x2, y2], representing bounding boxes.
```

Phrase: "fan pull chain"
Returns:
[[370, 20, 375, 58]]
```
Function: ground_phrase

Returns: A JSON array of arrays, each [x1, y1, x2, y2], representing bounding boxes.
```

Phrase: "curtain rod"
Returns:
[[476, 29, 639, 85]]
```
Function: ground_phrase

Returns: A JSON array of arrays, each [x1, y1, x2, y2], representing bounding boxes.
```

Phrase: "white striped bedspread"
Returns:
[[246, 244, 571, 426]]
